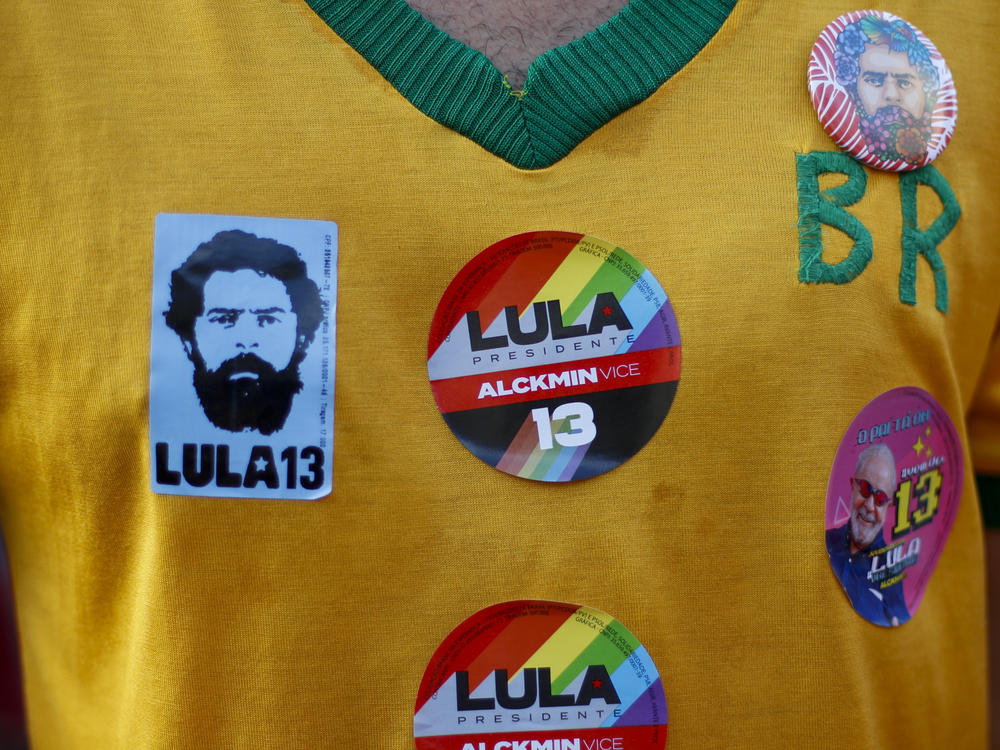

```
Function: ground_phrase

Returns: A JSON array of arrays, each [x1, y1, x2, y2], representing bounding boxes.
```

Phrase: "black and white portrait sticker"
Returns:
[[150, 214, 337, 500]]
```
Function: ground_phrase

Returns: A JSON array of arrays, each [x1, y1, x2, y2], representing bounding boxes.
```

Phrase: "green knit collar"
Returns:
[[305, 0, 737, 169]]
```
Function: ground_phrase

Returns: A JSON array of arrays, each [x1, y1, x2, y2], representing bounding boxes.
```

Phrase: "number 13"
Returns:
[[530, 402, 597, 450]]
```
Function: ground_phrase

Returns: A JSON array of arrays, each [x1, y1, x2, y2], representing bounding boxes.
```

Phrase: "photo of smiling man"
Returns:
[[826, 443, 911, 628]]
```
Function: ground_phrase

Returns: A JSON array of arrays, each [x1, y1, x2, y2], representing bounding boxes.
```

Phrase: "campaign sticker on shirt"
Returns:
[[414, 600, 668, 750], [825, 387, 962, 626], [150, 213, 337, 500], [427, 232, 680, 482], [808, 10, 957, 171]]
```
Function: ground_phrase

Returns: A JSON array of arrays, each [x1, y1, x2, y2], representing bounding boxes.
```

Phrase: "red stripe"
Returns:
[[415, 724, 668, 749], [428, 233, 581, 354], [415, 602, 576, 711], [461, 607, 578, 703], [471, 238, 578, 349], [431, 348, 680, 413], [429, 232, 542, 355]]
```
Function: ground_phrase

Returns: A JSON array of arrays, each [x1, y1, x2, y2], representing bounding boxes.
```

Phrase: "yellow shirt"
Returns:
[[1, 0, 998, 747]]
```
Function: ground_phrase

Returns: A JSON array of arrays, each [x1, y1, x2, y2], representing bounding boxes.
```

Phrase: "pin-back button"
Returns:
[[808, 10, 957, 171], [825, 387, 963, 626]]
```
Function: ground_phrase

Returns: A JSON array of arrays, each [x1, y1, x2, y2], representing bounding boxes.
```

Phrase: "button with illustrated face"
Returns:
[[808, 10, 957, 171]]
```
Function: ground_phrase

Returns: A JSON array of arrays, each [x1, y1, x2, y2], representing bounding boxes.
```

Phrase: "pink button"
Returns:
[[808, 10, 957, 171]]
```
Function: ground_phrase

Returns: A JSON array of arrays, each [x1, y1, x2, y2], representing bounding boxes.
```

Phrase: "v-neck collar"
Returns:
[[305, 0, 737, 169]]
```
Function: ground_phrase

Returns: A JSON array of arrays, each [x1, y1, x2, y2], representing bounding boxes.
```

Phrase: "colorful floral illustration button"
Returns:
[[427, 232, 680, 482], [808, 10, 957, 171], [825, 387, 962, 627], [414, 600, 668, 750]]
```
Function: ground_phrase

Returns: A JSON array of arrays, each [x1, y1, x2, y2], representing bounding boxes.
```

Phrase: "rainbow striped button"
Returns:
[[427, 232, 681, 482], [414, 600, 669, 749]]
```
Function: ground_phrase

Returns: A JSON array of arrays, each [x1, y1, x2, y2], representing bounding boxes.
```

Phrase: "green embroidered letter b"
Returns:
[[795, 151, 872, 284]]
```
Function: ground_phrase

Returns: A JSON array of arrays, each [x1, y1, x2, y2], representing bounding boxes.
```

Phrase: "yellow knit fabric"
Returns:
[[0, 0, 997, 747]]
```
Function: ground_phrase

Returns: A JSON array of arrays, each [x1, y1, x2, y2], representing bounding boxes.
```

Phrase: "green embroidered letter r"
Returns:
[[898, 166, 960, 313]]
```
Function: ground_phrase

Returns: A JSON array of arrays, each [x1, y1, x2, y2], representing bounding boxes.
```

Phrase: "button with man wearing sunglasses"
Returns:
[[826, 443, 911, 627]]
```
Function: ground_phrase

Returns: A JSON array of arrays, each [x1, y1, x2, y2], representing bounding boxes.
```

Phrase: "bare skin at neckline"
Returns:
[[406, 0, 629, 90]]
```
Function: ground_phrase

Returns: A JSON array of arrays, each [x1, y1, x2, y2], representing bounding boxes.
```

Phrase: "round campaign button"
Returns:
[[808, 10, 957, 171], [824, 387, 963, 627], [413, 600, 669, 750], [427, 232, 681, 482]]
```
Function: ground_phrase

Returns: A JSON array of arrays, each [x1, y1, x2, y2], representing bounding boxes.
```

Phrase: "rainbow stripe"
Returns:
[[414, 601, 667, 736], [495, 414, 589, 481], [428, 233, 674, 375]]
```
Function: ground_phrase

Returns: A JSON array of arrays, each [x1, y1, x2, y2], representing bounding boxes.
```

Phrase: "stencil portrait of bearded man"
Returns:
[[164, 230, 324, 436]]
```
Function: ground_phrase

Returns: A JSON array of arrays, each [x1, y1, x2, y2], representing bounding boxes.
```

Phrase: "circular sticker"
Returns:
[[427, 232, 680, 482], [808, 10, 957, 171], [413, 600, 669, 750], [825, 387, 963, 627]]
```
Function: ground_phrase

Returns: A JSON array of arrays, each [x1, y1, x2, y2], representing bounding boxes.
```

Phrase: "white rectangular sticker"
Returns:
[[150, 213, 337, 499]]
